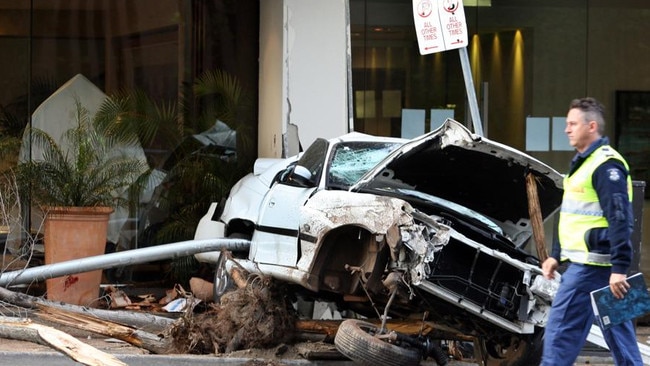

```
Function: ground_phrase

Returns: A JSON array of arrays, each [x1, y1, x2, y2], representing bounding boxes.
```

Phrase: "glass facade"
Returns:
[[350, 0, 650, 166], [1, 1, 649, 281], [0, 1, 259, 283], [349, 0, 650, 275]]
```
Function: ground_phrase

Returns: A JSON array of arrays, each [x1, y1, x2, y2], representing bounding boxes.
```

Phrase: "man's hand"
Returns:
[[542, 257, 559, 280], [610, 273, 630, 299]]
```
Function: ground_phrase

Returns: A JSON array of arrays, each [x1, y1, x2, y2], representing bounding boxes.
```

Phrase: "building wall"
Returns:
[[259, 0, 350, 158], [0, 0, 648, 275]]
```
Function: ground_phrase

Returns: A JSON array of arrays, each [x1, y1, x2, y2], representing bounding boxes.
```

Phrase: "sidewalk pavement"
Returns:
[[0, 319, 479, 365], [0, 317, 648, 365]]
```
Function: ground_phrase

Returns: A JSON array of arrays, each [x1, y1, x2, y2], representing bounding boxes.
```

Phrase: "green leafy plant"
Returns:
[[16, 99, 149, 209]]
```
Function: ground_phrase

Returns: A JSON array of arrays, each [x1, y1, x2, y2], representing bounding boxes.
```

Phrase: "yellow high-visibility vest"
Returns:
[[558, 145, 632, 266]]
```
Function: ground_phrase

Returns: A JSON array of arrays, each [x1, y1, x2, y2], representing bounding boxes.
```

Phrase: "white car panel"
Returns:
[[194, 119, 564, 354]]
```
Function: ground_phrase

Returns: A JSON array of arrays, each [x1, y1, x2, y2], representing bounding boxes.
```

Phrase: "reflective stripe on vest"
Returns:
[[560, 199, 603, 217], [561, 249, 611, 264], [558, 145, 631, 266]]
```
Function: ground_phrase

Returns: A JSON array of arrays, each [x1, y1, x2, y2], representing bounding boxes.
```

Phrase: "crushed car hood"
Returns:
[[351, 119, 564, 233]]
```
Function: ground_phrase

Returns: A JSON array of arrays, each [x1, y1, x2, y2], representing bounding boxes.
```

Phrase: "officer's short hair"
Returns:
[[569, 97, 605, 135]]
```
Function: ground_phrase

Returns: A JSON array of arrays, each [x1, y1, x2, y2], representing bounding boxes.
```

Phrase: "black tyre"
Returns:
[[334, 319, 422, 366]]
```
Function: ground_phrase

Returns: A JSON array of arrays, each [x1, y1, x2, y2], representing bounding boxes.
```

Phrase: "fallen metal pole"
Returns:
[[0, 238, 250, 287]]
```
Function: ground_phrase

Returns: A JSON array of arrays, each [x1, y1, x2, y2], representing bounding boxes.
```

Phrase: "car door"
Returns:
[[251, 138, 328, 267], [252, 182, 315, 266]]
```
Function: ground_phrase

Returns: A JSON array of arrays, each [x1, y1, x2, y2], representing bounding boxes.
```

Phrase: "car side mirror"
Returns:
[[289, 165, 314, 187]]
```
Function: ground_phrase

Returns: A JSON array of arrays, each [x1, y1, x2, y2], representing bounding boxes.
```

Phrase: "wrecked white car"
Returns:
[[194, 119, 564, 365]]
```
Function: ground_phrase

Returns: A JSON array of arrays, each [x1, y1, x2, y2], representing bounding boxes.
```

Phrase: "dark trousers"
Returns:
[[541, 263, 643, 365]]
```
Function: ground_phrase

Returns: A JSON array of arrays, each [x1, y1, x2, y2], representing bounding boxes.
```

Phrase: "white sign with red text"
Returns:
[[412, 0, 468, 55]]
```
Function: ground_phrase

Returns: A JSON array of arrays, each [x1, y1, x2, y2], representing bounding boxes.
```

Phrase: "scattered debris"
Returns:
[[105, 286, 132, 309], [0, 256, 480, 365], [35, 304, 171, 354], [166, 274, 297, 354], [0, 317, 126, 366], [0, 274, 486, 365], [162, 297, 201, 313], [189, 277, 213, 301], [0, 285, 175, 332], [158, 287, 179, 305]]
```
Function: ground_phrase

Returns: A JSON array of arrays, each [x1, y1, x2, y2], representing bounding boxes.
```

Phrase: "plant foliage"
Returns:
[[94, 69, 254, 245], [17, 99, 148, 208], [93, 69, 256, 284]]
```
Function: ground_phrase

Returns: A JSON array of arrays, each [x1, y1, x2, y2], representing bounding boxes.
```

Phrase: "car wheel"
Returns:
[[480, 328, 544, 366], [334, 319, 422, 366]]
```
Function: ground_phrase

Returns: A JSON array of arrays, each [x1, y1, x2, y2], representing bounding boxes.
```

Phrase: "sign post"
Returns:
[[412, 0, 483, 136]]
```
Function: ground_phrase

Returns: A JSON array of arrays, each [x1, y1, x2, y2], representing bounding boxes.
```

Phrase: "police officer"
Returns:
[[541, 97, 642, 365]]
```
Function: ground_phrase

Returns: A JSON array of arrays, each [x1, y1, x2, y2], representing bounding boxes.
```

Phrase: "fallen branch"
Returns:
[[36, 304, 172, 354], [0, 285, 176, 354], [0, 317, 126, 366], [0, 285, 174, 332]]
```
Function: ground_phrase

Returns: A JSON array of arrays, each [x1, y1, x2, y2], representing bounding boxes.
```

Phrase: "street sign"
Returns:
[[411, 0, 482, 136], [412, 0, 468, 55]]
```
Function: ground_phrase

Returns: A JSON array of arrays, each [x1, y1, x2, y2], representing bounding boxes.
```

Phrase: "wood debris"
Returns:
[[0, 285, 175, 332], [0, 317, 126, 366], [35, 304, 171, 354], [0, 270, 474, 362]]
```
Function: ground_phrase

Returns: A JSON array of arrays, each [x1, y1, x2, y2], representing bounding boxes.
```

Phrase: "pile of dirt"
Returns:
[[167, 274, 297, 354]]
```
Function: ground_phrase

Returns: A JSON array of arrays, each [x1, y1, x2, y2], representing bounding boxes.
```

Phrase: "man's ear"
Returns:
[[589, 120, 598, 133]]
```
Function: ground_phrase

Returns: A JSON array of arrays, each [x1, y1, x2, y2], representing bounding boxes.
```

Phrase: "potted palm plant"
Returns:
[[17, 99, 148, 307]]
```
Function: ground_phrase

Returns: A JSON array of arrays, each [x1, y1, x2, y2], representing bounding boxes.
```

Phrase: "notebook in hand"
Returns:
[[590, 272, 650, 329]]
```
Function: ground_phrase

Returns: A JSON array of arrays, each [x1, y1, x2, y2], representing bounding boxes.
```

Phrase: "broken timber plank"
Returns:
[[0, 317, 126, 366], [295, 318, 474, 341], [0, 285, 174, 332], [526, 172, 548, 262], [295, 319, 341, 339], [36, 304, 171, 354]]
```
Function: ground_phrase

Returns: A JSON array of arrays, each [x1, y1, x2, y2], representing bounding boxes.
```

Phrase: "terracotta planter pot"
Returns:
[[44, 206, 114, 307]]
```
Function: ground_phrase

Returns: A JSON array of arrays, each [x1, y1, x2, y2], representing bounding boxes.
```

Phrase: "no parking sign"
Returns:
[[412, 0, 468, 55]]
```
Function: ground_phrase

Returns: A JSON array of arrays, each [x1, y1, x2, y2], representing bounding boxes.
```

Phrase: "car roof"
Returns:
[[328, 132, 408, 145]]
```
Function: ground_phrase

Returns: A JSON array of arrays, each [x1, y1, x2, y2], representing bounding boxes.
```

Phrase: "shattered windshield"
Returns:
[[327, 141, 403, 188]]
